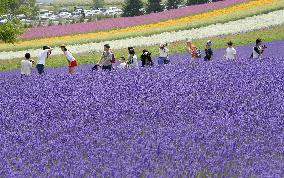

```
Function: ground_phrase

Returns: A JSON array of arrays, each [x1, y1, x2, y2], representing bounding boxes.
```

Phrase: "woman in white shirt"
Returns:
[[127, 47, 139, 68], [224, 41, 237, 60], [60, 45, 78, 74]]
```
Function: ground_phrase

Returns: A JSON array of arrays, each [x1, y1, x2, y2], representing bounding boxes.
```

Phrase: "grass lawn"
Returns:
[[1, 25, 283, 71]]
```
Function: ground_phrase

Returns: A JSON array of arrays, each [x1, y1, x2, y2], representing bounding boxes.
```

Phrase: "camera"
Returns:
[[262, 45, 267, 49]]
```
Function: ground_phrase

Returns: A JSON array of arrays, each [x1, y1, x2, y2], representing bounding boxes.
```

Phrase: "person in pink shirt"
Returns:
[[60, 45, 78, 74]]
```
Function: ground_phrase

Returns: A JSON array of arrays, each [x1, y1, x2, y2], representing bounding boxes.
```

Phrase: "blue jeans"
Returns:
[[36, 64, 44, 74], [158, 57, 167, 65]]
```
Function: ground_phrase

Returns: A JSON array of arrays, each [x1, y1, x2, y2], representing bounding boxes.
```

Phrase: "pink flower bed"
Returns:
[[21, 0, 249, 40]]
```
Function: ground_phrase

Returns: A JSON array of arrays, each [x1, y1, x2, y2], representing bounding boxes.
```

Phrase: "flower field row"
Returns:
[[1, 9, 284, 60], [18, 0, 274, 45], [1, 43, 284, 176], [21, 0, 249, 39], [1, 0, 282, 53]]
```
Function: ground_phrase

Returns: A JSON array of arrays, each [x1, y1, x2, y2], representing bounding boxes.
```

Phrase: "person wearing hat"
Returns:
[[127, 47, 139, 68], [60, 45, 78, 74], [36, 46, 53, 75], [98, 44, 113, 71], [158, 43, 169, 65], [250, 38, 267, 59], [204, 40, 213, 61]]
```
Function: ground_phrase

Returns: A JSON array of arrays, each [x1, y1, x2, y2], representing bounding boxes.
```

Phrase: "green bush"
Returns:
[[0, 19, 24, 44]]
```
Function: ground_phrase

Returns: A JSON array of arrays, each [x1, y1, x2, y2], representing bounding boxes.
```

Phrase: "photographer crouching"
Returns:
[[251, 38, 267, 59], [141, 49, 153, 67]]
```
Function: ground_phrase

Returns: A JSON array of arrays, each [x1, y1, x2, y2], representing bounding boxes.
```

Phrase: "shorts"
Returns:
[[69, 60, 77, 68], [36, 64, 45, 74]]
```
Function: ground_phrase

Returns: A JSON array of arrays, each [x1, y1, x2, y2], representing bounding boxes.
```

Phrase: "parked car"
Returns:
[[58, 12, 72, 19], [98, 8, 108, 13], [91, 10, 101, 15], [0, 18, 7, 24]]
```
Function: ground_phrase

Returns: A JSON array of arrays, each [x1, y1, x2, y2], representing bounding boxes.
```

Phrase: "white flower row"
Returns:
[[1, 9, 284, 60]]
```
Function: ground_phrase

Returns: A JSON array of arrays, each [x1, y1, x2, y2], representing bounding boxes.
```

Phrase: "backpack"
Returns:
[[196, 49, 202, 58], [111, 53, 116, 64]]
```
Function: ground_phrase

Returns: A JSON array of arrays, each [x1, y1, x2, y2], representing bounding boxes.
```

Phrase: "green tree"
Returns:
[[167, 0, 183, 10], [122, 0, 144, 17], [186, 0, 208, 5], [146, 0, 163, 13], [0, 0, 38, 18], [92, 0, 105, 8], [0, 0, 37, 43], [0, 19, 24, 44]]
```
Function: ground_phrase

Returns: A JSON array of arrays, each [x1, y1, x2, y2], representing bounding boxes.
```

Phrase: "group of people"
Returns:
[[186, 38, 266, 61], [20, 38, 266, 76], [21, 45, 77, 77]]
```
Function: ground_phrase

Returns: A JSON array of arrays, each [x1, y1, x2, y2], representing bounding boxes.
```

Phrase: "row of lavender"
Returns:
[[0, 41, 284, 177], [21, 0, 248, 39]]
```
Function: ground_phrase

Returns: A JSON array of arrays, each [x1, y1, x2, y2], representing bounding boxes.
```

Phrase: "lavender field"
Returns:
[[1, 41, 284, 177]]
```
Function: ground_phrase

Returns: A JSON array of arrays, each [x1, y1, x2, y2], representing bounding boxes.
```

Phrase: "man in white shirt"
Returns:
[[158, 43, 169, 65], [21, 53, 33, 77], [224, 41, 237, 60], [117, 57, 127, 69], [36, 46, 53, 74]]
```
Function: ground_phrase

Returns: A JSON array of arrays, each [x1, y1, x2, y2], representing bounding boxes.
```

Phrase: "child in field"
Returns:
[[204, 40, 213, 61], [127, 47, 139, 68], [36, 46, 53, 75], [224, 41, 237, 60], [60, 45, 78, 74], [117, 57, 127, 69], [158, 43, 170, 65], [21, 53, 33, 77]]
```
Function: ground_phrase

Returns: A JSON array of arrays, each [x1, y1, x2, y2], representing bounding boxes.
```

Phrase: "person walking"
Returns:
[[158, 43, 169, 65], [98, 44, 113, 71], [36, 46, 53, 75], [204, 40, 213, 61], [127, 47, 139, 68], [21, 53, 33, 77], [224, 41, 237, 60], [60, 45, 78, 74]]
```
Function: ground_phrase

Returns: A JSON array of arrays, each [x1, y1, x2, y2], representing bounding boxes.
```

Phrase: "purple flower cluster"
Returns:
[[1, 41, 284, 177], [21, 0, 248, 40]]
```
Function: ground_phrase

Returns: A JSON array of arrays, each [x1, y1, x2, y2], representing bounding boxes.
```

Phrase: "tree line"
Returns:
[[122, 0, 218, 17]]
